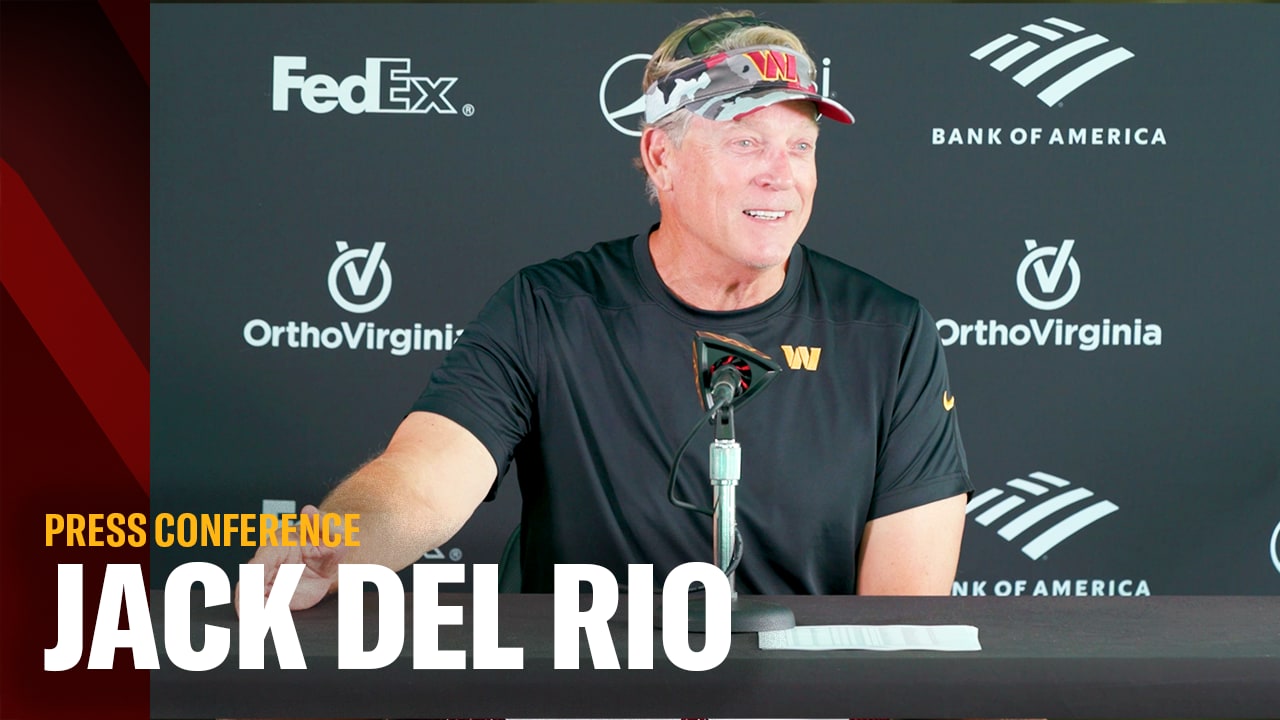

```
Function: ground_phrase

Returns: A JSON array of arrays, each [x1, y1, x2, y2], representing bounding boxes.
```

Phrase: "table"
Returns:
[[150, 592, 1280, 718]]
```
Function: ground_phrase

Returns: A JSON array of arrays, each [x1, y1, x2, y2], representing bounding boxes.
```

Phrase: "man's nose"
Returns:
[[754, 148, 796, 190]]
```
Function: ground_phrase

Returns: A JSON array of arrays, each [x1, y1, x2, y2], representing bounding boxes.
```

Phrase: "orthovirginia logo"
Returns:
[[272, 56, 473, 116], [328, 241, 391, 314], [972, 17, 1133, 107], [936, 239, 1164, 351], [241, 242, 462, 356], [955, 470, 1149, 597], [1016, 239, 1079, 311], [599, 52, 835, 137], [933, 18, 1165, 147]]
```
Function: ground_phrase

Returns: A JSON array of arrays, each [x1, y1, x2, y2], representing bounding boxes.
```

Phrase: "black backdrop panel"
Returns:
[[151, 4, 1280, 595]]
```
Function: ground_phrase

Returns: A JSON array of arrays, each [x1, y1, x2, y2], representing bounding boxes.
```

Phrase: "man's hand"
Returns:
[[234, 505, 347, 615]]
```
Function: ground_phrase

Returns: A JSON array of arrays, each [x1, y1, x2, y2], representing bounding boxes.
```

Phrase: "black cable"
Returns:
[[667, 398, 746, 577], [666, 398, 726, 517], [684, 529, 744, 594], [725, 527, 743, 577]]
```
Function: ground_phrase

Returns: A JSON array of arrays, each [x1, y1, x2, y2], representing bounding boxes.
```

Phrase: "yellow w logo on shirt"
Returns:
[[780, 345, 821, 371]]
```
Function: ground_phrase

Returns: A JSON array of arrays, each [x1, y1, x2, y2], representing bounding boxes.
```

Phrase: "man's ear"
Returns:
[[640, 126, 673, 193]]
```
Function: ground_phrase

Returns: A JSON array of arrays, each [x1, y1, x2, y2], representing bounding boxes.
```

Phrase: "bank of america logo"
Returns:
[[971, 18, 1134, 106], [967, 471, 1119, 559]]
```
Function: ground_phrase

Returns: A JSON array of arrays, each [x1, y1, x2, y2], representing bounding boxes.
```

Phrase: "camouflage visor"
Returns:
[[643, 45, 854, 125]]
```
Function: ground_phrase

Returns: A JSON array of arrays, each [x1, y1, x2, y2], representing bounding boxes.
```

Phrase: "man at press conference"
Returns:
[[240, 10, 972, 610]]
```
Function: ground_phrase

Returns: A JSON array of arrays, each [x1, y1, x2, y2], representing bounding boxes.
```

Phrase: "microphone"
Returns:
[[670, 331, 796, 633], [693, 331, 782, 412], [708, 362, 743, 408]]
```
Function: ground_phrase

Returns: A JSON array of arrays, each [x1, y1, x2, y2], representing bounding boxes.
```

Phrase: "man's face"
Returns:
[[661, 101, 819, 272]]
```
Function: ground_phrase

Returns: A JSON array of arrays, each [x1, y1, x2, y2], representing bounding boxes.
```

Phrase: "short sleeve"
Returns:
[[868, 303, 972, 519], [411, 272, 538, 484]]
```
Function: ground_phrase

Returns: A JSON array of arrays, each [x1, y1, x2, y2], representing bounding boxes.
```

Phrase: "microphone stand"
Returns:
[[709, 405, 740, 588], [685, 397, 795, 633], [665, 331, 793, 633]]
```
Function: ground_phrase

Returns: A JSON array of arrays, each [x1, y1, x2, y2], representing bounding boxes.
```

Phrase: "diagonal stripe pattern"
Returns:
[[971, 17, 1134, 106], [0, 160, 150, 493], [966, 471, 1119, 559]]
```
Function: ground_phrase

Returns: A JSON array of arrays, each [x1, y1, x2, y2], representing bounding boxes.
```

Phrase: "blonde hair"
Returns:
[[642, 11, 815, 93]]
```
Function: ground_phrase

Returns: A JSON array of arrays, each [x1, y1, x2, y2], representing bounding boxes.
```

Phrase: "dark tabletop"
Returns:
[[150, 592, 1280, 718]]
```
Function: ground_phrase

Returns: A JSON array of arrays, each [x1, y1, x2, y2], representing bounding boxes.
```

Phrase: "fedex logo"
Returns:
[[744, 50, 799, 83], [272, 56, 458, 115]]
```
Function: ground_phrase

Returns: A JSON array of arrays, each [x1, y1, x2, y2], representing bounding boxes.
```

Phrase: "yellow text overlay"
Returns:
[[45, 512, 360, 548]]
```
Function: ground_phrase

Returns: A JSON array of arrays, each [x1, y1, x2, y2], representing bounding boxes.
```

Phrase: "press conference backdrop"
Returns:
[[151, 4, 1280, 596]]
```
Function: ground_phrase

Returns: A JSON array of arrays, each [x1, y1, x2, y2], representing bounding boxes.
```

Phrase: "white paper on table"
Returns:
[[758, 624, 981, 651]]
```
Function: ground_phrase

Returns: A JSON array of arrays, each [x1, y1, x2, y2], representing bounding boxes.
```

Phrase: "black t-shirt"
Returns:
[[413, 228, 971, 594]]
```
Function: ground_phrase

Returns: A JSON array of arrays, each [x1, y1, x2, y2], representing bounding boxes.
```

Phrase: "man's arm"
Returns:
[[856, 493, 967, 596], [320, 410, 497, 575], [237, 411, 496, 612]]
